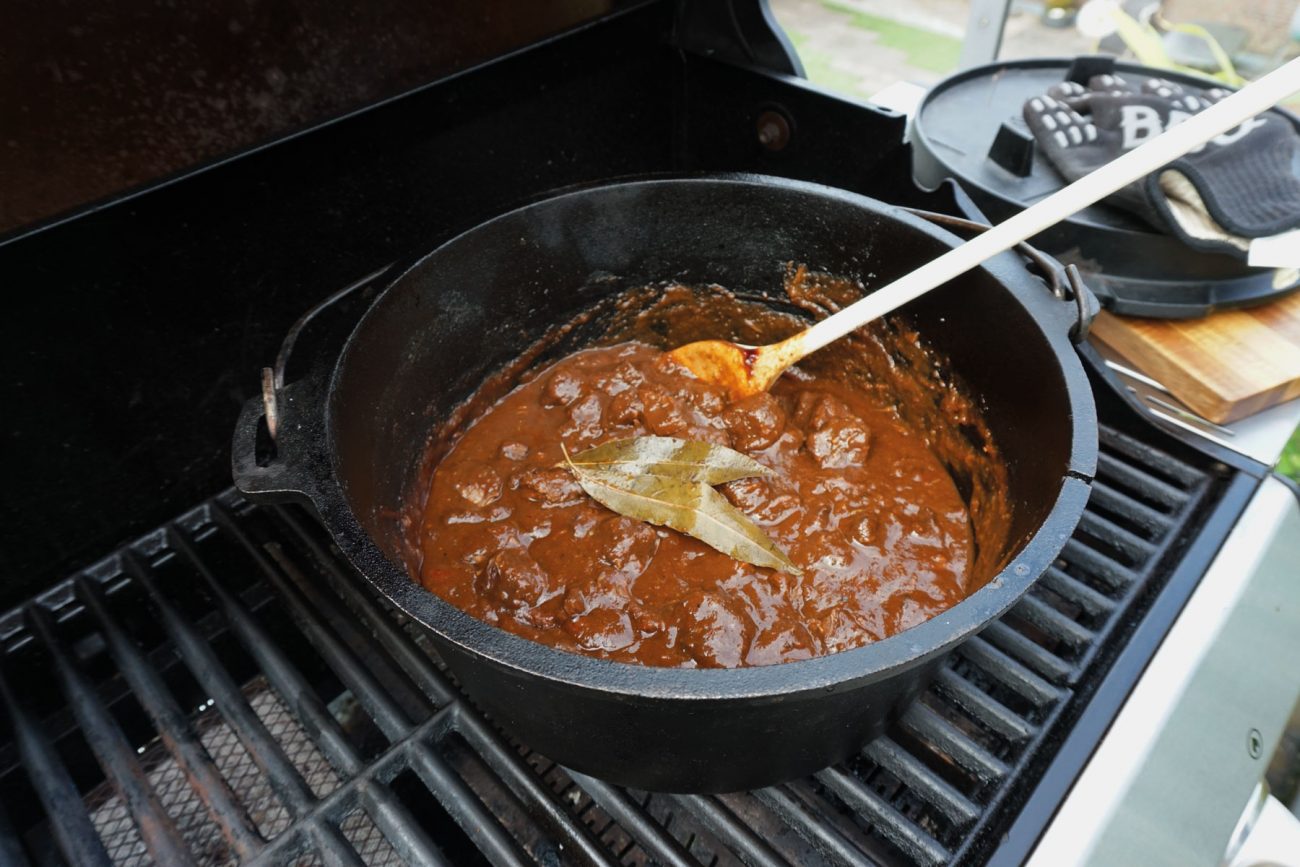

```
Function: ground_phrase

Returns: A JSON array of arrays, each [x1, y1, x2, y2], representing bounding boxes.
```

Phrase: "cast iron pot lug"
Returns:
[[904, 207, 1099, 343], [232, 269, 389, 507]]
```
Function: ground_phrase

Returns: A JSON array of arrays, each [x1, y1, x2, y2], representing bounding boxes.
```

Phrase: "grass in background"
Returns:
[[821, 1, 962, 74], [785, 30, 867, 96], [1280, 425, 1300, 481]]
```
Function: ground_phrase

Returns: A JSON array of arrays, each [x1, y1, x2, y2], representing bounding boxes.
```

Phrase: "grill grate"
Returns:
[[0, 424, 1223, 866]]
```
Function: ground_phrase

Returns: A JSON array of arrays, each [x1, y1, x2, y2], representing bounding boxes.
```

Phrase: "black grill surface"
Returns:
[[0, 424, 1229, 866]]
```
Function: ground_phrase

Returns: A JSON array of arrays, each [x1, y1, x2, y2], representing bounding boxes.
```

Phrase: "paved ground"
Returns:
[[770, 0, 1093, 99]]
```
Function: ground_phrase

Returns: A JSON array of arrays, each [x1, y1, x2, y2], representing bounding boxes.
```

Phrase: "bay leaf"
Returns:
[[565, 435, 771, 485], [562, 459, 802, 576]]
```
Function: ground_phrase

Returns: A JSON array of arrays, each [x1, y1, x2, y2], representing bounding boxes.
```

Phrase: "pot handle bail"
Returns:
[[1017, 242, 1100, 343], [1062, 263, 1101, 343], [904, 207, 1099, 344]]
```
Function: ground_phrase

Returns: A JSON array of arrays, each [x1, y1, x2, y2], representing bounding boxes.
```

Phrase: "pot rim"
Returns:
[[322, 173, 1097, 701]]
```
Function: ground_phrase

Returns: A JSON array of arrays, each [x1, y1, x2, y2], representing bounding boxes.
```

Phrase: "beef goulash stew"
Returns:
[[411, 268, 1012, 668]]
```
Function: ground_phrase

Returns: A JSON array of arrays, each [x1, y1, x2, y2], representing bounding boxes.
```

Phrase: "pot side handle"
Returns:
[[231, 267, 390, 505], [231, 382, 315, 504]]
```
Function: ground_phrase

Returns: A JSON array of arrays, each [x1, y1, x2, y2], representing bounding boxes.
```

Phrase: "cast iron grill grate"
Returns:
[[0, 423, 1220, 866]]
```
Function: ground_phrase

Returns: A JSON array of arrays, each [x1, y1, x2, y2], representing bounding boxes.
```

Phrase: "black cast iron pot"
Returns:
[[233, 175, 1097, 793]]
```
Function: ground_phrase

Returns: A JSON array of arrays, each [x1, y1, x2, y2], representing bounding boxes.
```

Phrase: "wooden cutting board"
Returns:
[[1089, 290, 1300, 424]]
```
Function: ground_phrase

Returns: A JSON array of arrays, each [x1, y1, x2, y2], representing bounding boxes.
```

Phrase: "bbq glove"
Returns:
[[1023, 76, 1300, 259]]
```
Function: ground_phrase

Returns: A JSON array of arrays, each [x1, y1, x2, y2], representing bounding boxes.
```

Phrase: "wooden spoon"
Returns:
[[669, 57, 1300, 399]]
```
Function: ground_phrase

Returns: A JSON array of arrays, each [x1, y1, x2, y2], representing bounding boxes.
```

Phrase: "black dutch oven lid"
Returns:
[[911, 55, 1300, 319]]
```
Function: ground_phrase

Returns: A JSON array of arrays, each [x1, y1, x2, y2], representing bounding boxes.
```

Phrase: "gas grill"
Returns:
[[1, 2, 1296, 865]]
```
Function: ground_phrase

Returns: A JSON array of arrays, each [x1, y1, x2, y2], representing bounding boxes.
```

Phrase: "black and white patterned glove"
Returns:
[[1022, 82, 1165, 230], [1023, 75, 1300, 258]]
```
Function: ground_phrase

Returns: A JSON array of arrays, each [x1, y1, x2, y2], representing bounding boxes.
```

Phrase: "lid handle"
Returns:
[[989, 120, 1036, 177], [1065, 54, 1117, 85]]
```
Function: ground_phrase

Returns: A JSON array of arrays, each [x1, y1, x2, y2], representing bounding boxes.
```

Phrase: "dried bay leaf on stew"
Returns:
[[562, 455, 802, 576], [564, 435, 772, 485]]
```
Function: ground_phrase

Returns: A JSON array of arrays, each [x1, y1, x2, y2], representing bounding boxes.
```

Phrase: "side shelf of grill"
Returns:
[[0, 423, 1236, 867]]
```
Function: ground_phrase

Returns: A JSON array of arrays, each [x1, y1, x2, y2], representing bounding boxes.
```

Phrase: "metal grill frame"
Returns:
[[0, 413, 1257, 867]]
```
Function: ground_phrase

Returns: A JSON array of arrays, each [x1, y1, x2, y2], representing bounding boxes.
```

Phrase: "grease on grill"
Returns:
[[412, 271, 1011, 668]]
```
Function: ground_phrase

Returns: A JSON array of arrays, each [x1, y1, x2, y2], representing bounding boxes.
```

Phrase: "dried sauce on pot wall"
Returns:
[[410, 268, 1012, 668]]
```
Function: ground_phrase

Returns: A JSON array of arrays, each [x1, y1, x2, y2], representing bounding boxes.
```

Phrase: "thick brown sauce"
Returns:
[[412, 276, 1011, 669]]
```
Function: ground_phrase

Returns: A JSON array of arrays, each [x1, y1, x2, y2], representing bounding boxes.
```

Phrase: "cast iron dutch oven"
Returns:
[[233, 175, 1097, 793]]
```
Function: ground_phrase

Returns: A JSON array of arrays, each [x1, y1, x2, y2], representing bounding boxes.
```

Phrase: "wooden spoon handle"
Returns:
[[793, 56, 1300, 359]]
